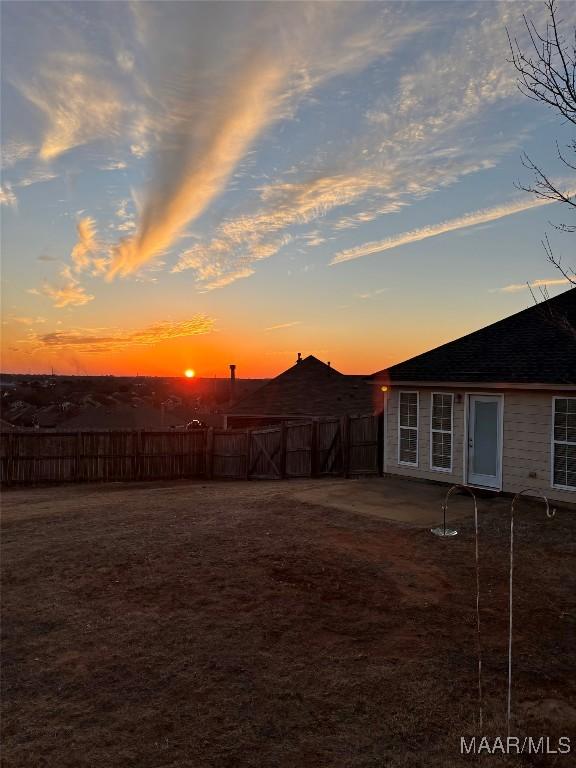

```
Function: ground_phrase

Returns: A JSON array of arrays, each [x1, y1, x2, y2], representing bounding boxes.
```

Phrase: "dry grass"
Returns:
[[2, 480, 575, 767]]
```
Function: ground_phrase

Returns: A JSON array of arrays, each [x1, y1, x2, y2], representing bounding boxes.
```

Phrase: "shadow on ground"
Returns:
[[2, 478, 575, 767]]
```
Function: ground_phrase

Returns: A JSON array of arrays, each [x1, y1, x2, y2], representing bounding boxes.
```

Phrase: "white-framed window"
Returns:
[[398, 391, 419, 466], [552, 397, 576, 490], [430, 392, 453, 472]]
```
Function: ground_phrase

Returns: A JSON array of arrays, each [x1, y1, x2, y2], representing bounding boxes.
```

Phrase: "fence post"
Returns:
[[130, 430, 137, 481], [279, 423, 287, 479], [74, 432, 81, 482], [377, 411, 384, 476], [11, 432, 18, 483], [205, 427, 214, 479], [5, 433, 13, 483], [341, 415, 351, 478], [310, 419, 319, 477], [244, 429, 250, 479]]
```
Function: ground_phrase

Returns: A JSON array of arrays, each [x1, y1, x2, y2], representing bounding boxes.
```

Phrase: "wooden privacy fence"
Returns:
[[0, 414, 382, 484]]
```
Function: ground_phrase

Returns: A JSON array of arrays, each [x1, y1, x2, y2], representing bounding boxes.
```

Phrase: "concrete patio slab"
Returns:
[[291, 475, 506, 527]]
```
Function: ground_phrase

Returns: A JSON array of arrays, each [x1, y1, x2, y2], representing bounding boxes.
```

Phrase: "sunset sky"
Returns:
[[1, 1, 574, 377]]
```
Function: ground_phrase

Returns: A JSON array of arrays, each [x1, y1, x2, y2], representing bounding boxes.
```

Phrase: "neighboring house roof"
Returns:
[[374, 288, 576, 386], [58, 404, 201, 430], [34, 404, 63, 428], [227, 355, 375, 417], [7, 402, 37, 424]]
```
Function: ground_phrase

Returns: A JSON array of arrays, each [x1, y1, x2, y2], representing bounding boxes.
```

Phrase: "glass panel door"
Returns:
[[467, 396, 501, 488]]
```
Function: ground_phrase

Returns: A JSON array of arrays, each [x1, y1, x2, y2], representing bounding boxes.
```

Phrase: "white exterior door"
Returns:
[[467, 395, 502, 489]]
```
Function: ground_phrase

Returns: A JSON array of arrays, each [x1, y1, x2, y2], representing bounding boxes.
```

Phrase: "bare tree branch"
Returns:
[[514, 152, 576, 231], [507, 0, 576, 295], [556, 138, 576, 172], [542, 233, 576, 285], [507, 1, 576, 126]]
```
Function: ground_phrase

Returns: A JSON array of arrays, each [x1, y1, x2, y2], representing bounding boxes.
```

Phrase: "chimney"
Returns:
[[327, 361, 331, 367], [296, 352, 302, 364], [229, 364, 236, 401]]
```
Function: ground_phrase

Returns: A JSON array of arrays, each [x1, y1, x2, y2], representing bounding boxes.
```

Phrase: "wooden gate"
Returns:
[[285, 422, 312, 477], [248, 427, 282, 479], [317, 418, 343, 475]]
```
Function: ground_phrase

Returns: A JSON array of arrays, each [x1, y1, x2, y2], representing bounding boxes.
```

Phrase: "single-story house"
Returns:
[[374, 288, 576, 505], [225, 354, 375, 429]]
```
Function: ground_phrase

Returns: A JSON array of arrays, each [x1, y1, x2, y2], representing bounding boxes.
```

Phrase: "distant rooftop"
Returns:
[[228, 355, 375, 417]]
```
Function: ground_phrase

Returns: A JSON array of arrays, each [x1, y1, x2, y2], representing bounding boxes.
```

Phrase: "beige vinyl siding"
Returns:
[[385, 387, 575, 506], [502, 391, 574, 504]]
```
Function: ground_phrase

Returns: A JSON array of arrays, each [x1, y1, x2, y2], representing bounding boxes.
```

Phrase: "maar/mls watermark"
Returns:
[[460, 736, 571, 756]]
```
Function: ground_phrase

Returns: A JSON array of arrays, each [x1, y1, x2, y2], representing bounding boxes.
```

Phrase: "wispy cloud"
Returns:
[[331, 193, 572, 264], [366, 3, 524, 144], [108, 57, 285, 279], [33, 266, 95, 309], [356, 288, 387, 300], [0, 183, 17, 208], [0, 140, 35, 169], [3, 315, 46, 326], [300, 231, 326, 248], [18, 52, 127, 162], [265, 321, 302, 332], [169, 1, 539, 291], [30, 217, 109, 308], [4, 0, 569, 309], [3, 0, 154, 173], [70, 217, 99, 273], [16, 169, 58, 188], [171, 155, 501, 289], [112, 199, 136, 232], [100, 159, 127, 171], [495, 278, 574, 294], [173, 232, 292, 290], [24, 316, 214, 354], [104, 2, 429, 280], [202, 268, 256, 292]]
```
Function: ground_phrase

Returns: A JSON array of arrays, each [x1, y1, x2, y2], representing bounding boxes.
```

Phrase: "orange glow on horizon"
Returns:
[[184, 368, 195, 378], [1, 317, 443, 378]]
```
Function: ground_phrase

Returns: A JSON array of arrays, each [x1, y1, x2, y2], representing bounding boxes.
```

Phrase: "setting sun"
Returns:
[[184, 368, 195, 378]]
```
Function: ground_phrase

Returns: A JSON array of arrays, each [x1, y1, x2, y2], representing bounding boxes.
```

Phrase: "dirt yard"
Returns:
[[2, 478, 575, 767]]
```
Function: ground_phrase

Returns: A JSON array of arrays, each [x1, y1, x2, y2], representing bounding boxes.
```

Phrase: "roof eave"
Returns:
[[374, 379, 576, 391]]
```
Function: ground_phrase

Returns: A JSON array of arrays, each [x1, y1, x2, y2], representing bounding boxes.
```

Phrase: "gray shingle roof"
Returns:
[[374, 288, 576, 385], [228, 356, 376, 416], [59, 404, 199, 430]]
